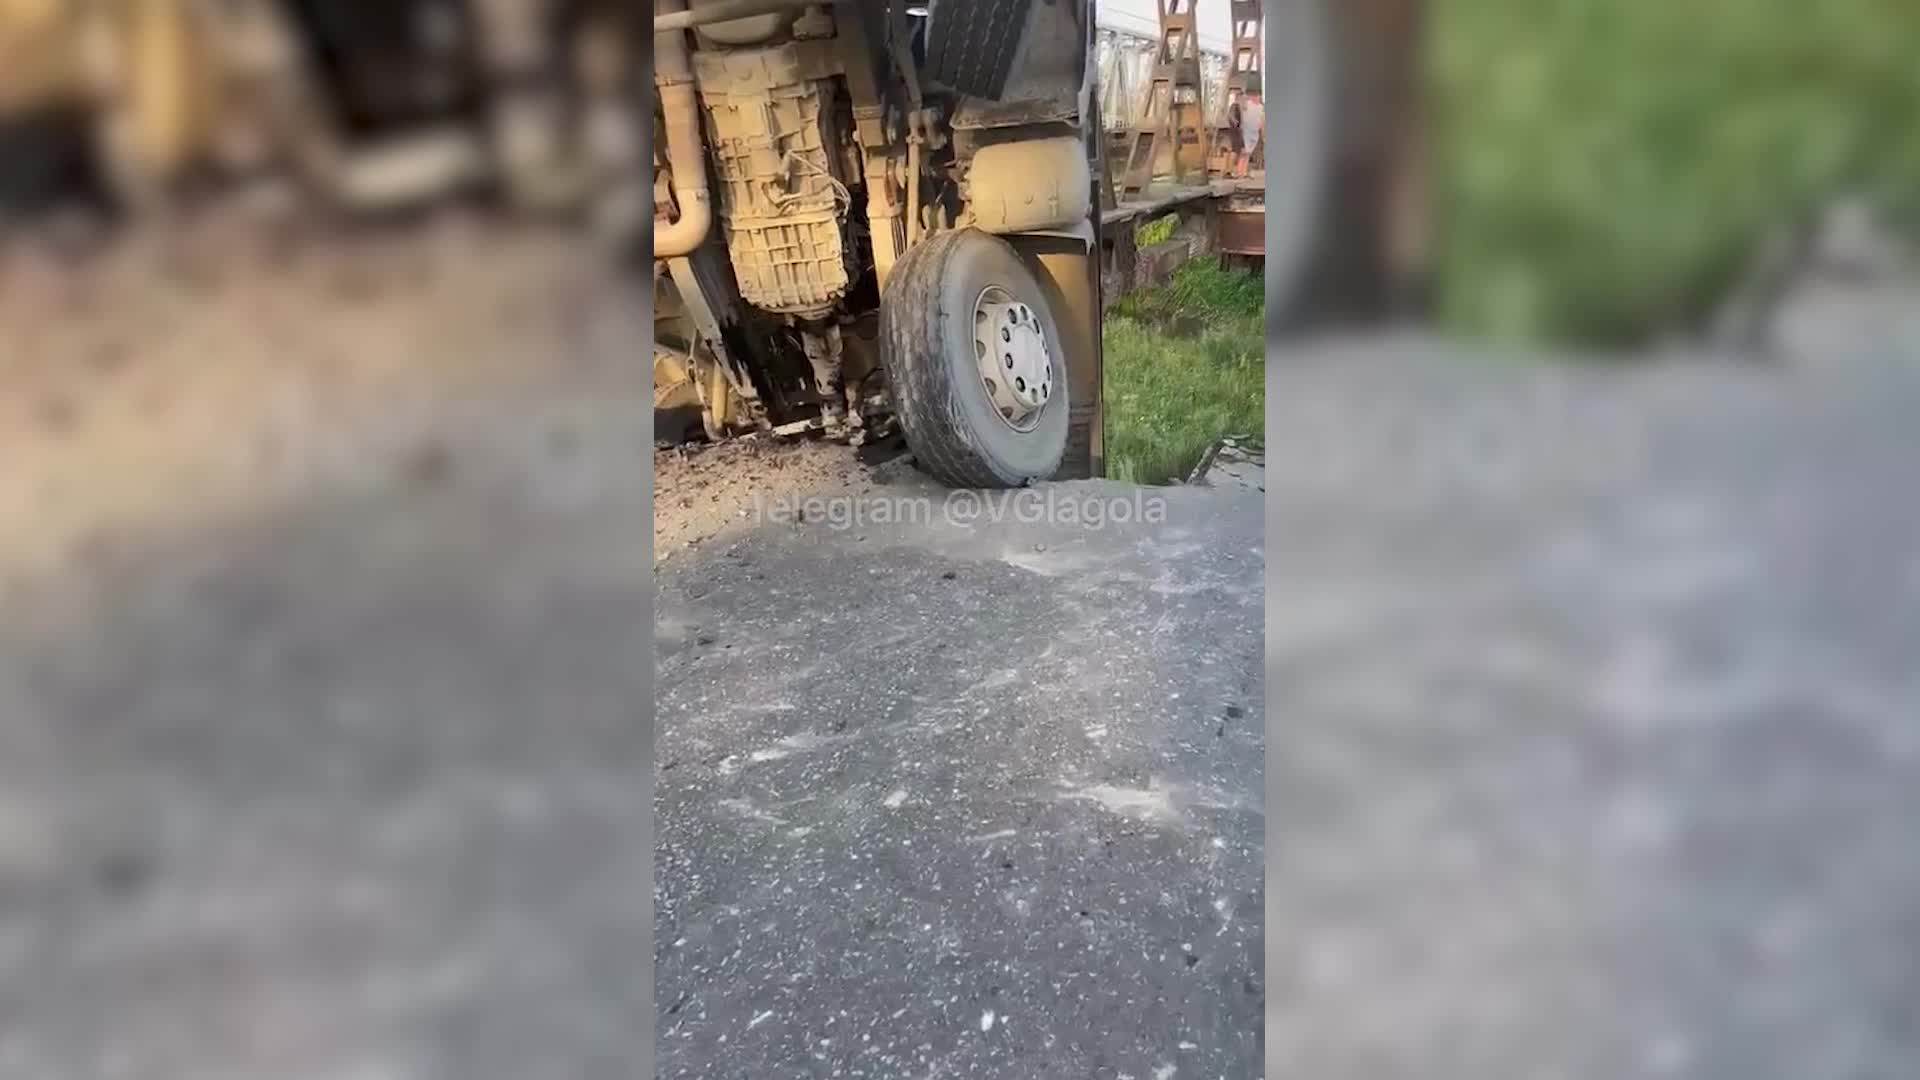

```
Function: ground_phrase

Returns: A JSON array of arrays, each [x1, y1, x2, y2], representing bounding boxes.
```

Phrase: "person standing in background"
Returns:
[[1225, 92, 1246, 175], [1236, 87, 1264, 176]]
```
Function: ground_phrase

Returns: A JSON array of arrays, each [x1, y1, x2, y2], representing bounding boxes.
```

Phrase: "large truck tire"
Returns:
[[881, 228, 1071, 488], [923, 0, 1031, 100]]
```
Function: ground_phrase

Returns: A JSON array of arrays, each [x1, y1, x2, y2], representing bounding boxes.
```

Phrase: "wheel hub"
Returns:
[[973, 286, 1053, 432]]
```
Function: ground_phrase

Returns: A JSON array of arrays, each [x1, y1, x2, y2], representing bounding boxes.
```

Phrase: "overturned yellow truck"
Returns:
[[651, 0, 1109, 486]]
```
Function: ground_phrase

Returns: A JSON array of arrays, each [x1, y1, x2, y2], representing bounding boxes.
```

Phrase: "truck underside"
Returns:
[[653, 0, 1107, 486]]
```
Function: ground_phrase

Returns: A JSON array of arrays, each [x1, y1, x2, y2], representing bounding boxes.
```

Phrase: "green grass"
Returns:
[[1135, 213, 1179, 247], [1437, 0, 1920, 344], [1103, 257, 1265, 484]]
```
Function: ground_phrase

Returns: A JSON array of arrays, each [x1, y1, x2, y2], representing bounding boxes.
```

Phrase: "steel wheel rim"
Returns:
[[972, 284, 1054, 433]]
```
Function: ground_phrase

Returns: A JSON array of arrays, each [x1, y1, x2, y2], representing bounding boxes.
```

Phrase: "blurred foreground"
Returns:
[[1, 213, 654, 1076], [1262, 275, 1920, 1078], [0, 209, 648, 587]]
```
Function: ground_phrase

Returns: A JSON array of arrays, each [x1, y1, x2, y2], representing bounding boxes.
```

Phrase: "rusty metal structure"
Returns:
[[1209, 0, 1264, 175], [1098, 0, 1430, 318], [1229, 0, 1263, 92], [1117, 0, 1210, 193], [1098, 0, 1263, 296]]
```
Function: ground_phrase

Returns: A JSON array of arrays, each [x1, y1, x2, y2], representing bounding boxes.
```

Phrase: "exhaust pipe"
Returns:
[[653, 0, 712, 258]]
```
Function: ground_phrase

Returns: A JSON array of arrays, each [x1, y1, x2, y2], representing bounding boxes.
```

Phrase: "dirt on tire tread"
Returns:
[[925, 0, 1032, 101]]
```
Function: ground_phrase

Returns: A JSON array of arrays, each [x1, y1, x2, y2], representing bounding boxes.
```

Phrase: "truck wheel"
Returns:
[[923, 0, 1032, 100], [881, 228, 1069, 488]]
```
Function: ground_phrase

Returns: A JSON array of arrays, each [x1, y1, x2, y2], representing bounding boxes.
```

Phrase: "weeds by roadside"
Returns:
[[1103, 258, 1264, 485], [1134, 213, 1179, 248]]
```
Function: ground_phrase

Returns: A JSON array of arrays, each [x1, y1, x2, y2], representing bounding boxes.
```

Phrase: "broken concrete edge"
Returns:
[[1184, 433, 1264, 487], [1186, 436, 1228, 485]]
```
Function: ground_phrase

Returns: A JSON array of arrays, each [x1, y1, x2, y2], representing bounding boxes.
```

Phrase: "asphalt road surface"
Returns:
[[655, 482, 1267, 1079]]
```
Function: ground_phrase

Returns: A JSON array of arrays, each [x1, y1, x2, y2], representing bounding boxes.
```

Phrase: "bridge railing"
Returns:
[[1094, 28, 1233, 132]]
